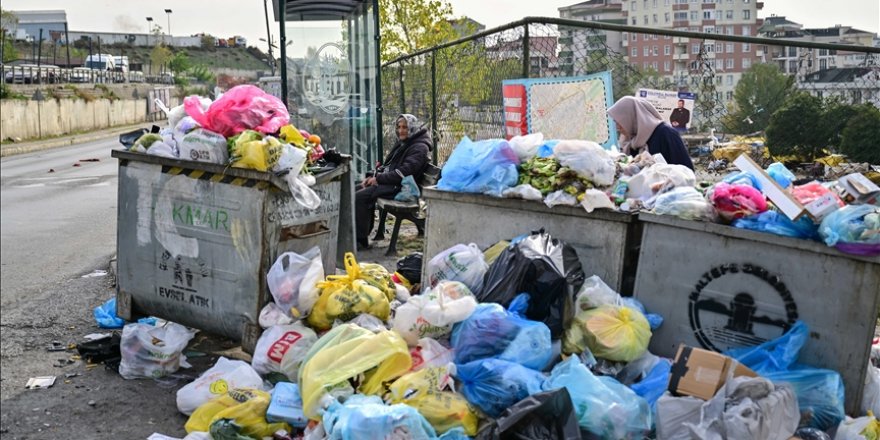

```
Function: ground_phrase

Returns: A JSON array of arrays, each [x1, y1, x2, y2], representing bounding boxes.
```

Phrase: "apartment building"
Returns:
[[620, 0, 764, 104], [558, 0, 627, 76], [759, 16, 876, 76]]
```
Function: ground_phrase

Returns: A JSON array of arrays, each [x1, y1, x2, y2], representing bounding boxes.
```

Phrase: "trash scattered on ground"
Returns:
[[46, 341, 67, 352], [81, 269, 108, 278], [25, 376, 56, 390]]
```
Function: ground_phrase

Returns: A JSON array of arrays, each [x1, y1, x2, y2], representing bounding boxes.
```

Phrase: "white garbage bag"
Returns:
[[258, 302, 294, 329], [426, 243, 489, 293], [177, 128, 228, 164], [251, 323, 318, 378], [175, 357, 264, 415], [119, 322, 196, 380], [392, 281, 478, 346], [266, 247, 324, 318], [509, 132, 544, 162], [627, 163, 696, 200], [553, 140, 616, 186]]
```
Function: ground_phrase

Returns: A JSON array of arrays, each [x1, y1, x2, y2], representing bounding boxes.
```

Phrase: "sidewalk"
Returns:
[[0, 122, 152, 157]]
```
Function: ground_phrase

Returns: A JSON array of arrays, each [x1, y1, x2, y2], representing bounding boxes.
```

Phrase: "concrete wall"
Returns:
[[0, 96, 180, 140], [211, 67, 265, 79]]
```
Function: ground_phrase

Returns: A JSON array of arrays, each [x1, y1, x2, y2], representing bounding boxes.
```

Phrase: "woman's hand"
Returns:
[[362, 176, 378, 188]]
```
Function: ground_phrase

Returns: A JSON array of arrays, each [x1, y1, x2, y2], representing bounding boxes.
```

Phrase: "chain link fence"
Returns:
[[382, 17, 880, 166]]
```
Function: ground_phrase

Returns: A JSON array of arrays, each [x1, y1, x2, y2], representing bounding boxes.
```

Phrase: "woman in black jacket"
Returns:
[[356, 114, 432, 249]]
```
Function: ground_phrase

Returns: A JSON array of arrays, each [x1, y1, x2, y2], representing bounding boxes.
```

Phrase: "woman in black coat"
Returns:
[[356, 114, 432, 249]]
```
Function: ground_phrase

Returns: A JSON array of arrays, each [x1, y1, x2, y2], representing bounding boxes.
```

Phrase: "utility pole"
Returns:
[[37, 28, 43, 68], [64, 22, 71, 68], [263, 0, 276, 76], [164, 9, 172, 37]]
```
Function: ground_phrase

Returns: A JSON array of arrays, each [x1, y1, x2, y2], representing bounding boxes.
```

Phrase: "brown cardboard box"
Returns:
[[667, 344, 758, 400]]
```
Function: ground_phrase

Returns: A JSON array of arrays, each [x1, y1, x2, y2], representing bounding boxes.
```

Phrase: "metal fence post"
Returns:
[[430, 52, 439, 164], [522, 24, 530, 78]]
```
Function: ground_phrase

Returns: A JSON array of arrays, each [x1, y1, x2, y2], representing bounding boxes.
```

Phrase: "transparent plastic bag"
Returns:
[[563, 304, 651, 362], [176, 357, 264, 416], [544, 189, 579, 207], [119, 322, 195, 380], [836, 415, 880, 440], [184, 85, 289, 138], [251, 323, 318, 376], [426, 243, 489, 293], [819, 204, 880, 246], [453, 358, 546, 418], [628, 164, 696, 200], [178, 129, 228, 164], [573, 275, 621, 310], [394, 175, 421, 202], [258, 302, 294, 328], [392, 281, 477, 346], [652, 186, 718, 222], [274, 143, 308, 173], [581, 188, 615, 213], [509, 132, 544, 162], [709, 182, 769, 222], [410, 337, 455, 372], [767, 162, 796, 189], [552, 140, 616, 186], [864, 365, 880, 417], [436, 137, 520, 197], [545, 356, 652, 439], [450, 294, 552, 370], [322, 394, 444, 440], [502, 184, 544, 201], [266, 247, 324, 318]]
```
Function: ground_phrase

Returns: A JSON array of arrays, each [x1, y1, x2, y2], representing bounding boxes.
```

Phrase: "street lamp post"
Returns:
[[164, 9, 172, 37], [146, 17, 153, 45]]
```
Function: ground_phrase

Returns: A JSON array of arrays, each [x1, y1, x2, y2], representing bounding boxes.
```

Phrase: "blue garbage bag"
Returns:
[[763, 367, 846, 431], [819, 204, 880, 247], [322, 394, 468, 440], [436, 137, 519, 197], [454, 358, 546, 418], [94, 298, 125, 329], [726, 321, 845, 431], [629, 359, 672, 410], [725, 321, 808, 374], [536, 140, 560, 158], [545, 356, 652, 439], [723, 171, 761, 189], [733, 211, 820, 240], [450, 294, 552, 370], [766, 162, 796, 189]]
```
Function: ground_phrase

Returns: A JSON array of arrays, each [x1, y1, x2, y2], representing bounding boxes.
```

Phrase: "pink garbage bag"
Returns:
[[710, 182, 769, 222], [184, 85, 289, 138]]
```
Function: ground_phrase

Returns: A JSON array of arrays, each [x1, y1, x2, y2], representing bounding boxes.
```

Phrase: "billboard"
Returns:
[[637, 89, 697, 132], [502, 72, 617, 149]]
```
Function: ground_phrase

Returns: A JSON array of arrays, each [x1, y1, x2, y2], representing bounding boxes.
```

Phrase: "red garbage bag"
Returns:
[[184, 85, 289, 138]]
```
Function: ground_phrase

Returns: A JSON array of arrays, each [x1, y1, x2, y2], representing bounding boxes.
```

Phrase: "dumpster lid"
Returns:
[[112, 149, 349, 192], [421, 187, 637, 224], [638, 212, 880, 264]]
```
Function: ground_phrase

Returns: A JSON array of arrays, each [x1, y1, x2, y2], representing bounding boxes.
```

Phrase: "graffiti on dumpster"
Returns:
[[688, 263, 798, 352], [172, 202, 231, 232], [266, 183, 340, 224], [156, 249, 211, 309]]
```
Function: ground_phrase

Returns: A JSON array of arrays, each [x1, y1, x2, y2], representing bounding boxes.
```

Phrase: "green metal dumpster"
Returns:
[[632, 213, 880, 414], [111, 150, 355, 352], [422, 187, 642, 294]]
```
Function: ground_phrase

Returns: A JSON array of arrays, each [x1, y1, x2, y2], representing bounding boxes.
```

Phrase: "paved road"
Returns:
[[0, 137, 215, 439]]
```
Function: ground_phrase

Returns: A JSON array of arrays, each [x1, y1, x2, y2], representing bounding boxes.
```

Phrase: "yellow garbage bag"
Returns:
[[299, 328, 411, 420], [231, 135, 282, 172], [815, 154, 846, 167], [712, 145, 751, 162], [184, 388, 289, 437], [307, 253, 392, 330], [863, 411, 880, 440], [279, 124, 306, 147], [386, 367, 480, 436], [563, 305, 651, 362]]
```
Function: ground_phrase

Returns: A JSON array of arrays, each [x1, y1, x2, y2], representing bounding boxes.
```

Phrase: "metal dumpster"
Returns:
[[632, 213, 880, 414], [422, 187, 642, 294], [111, 150, 355, 352]]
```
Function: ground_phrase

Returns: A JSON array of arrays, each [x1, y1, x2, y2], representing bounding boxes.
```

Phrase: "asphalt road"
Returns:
[[0, 138, 223, 439]]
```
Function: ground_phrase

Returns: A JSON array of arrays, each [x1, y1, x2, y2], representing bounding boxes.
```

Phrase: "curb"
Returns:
[[0, 123, 151, 157]]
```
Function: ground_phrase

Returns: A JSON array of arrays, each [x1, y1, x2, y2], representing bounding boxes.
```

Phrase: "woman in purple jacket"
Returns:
[[356, 114, 432, 249]]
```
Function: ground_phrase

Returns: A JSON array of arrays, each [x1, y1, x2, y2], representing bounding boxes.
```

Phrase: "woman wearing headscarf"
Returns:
[[355, 114, 432, 249], [607, 96, 694, 170]]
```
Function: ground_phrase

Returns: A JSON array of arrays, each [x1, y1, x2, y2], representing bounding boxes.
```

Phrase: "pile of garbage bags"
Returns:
[[138, 229, 872, 440], [436, 133, 880, 257], [122, 85, 335, 210]]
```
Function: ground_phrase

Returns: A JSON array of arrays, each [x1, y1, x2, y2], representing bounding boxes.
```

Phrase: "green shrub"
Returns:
[[839, 105, 880, 164]]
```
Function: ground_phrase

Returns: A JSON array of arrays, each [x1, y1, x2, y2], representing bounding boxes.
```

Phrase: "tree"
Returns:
[[839, 105, 880, 164], [378, 0, 460, 63], [765, 93, 827, 160], [822, 97, 862, 151], [200, 34, 215, 49], [168, 51, 191, 75], [724, 63, 794, 134], [150, 44, 172, 73], [1, 8, 19, 62]]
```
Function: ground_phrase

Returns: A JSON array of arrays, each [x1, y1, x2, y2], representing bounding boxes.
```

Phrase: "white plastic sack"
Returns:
[[274, 143, 308, 174], [119, 322, 195, 380], [502, 184, 544, 201], [175, 357, 264, 416], [259, 302, 294, 329], [426, 243, 489, 293], [253, 323, 318, 377], [656, 393, 705, 440], [574, 275, 621, 310], [509, 132, 544, 162], [392, 281, 477, 346], [581, 189, 615, 213], [178, 128, 228, 164], [553, 140, 616, 186], [544, 190, 579, 208], [285, 171, 321, 210], [410, 338, 455, 372], [863, 364, 880, 417], [836, 415, 877, 440], [338, 314, 388, 333], [627, 163, 696, 200], [146, 141, 178, 159], [147, 433, 211, 440], [266, 247, 323, 318]]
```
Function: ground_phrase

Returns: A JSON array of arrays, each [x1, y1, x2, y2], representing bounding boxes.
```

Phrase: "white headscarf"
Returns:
[[608, 96, 666, 155]]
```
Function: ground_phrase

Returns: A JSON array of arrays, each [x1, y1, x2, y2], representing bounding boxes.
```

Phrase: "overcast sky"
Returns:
[[4, 0, 878, 57]]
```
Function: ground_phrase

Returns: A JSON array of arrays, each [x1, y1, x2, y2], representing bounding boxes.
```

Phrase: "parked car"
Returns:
[[69, 67, 93, 83], [4, 64, 40, 84], [128, 71, 145, 83]]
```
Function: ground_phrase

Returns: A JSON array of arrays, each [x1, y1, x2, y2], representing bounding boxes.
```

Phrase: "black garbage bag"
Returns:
[[478, 230, 585, 338], [119, 128, 149, 148], [76, 334, 121, 367], [476, 388, 582, 440], [794, 427, 832, 440], [395, 252, 423, 286]]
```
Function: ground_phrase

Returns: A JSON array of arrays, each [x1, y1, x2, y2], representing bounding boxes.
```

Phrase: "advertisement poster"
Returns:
[[502, 72, 617, 149], [637, 89, 697, 132]]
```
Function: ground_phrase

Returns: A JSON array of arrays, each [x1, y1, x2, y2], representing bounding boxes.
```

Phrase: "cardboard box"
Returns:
[[668, 345, 758, 400]]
